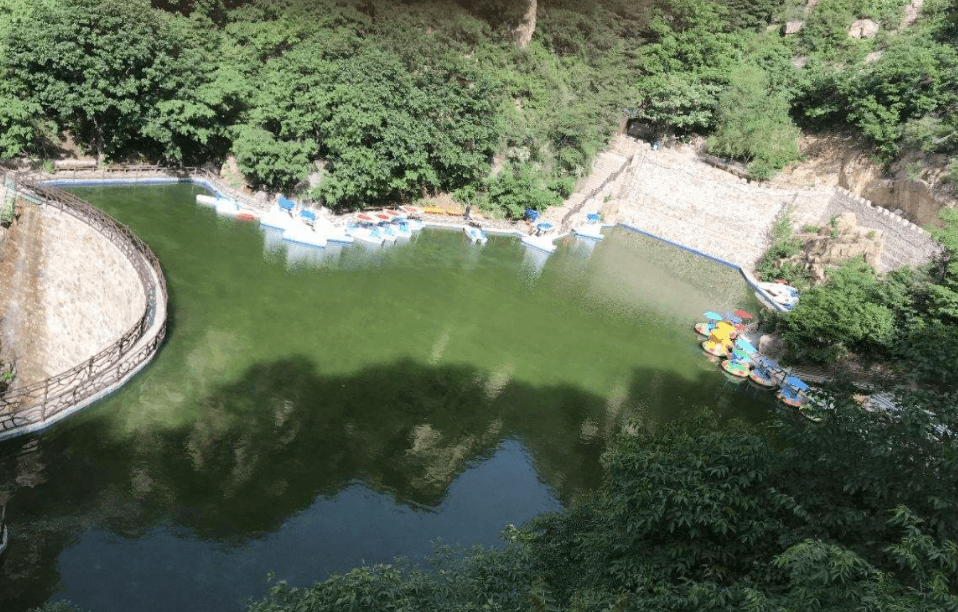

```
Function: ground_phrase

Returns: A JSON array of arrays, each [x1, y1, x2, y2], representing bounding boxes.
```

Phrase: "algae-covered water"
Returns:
[[0, 183, 772, 612]]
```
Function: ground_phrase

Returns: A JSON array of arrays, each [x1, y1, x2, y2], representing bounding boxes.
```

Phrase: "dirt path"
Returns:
[[0, 204, 48, 389]]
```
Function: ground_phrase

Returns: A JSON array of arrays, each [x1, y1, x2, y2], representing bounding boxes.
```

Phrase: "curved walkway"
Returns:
[[0, 176, 168, 442]]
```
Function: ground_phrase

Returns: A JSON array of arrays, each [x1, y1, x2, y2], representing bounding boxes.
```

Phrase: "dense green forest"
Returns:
[[0, 0, 955, 215]]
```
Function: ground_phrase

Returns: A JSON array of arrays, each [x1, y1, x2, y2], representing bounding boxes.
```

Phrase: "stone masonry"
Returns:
[[556, 135, 939, 273], [607, 137, 834, 268], [19, 205, 145, 384], [823, 188, 939, 272]]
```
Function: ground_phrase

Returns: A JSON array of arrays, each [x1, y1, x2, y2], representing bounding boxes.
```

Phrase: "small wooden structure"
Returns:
[[53, 159, 97, 171]]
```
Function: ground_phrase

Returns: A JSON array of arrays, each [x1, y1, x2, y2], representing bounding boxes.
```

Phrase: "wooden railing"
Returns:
[[0, 174, 168, 436]]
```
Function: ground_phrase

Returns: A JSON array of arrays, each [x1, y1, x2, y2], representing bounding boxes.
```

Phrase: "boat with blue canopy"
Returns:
[[313, 214, 354, 244], [777, 376, 809, 408], [346, 214, 386, 245], [521, 222, 558, 253], [573, 213, 605, 240], [748, 355, 783, 389], [260, 196, 298, 231], [694, 311, 726, 336], [724, 313, 743, 325], [282, 209, 327, 248], [464, 225, 487, 243], [720, 348, 752, 377], [389, 218, 413, 239]]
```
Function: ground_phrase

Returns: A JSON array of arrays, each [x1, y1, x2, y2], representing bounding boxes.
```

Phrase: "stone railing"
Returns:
[[560, 152, 634, 228], [0, 174, 168, 440]]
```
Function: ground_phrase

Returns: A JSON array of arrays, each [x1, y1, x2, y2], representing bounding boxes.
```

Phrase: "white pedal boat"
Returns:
[[464, 226, 487, 243], [282, 210, 327, 247]]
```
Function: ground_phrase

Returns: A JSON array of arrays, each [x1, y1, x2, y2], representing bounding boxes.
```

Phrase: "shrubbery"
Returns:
[[768, 208, 958, 389], [235, 402, 958, 612], [707, 65, 801, 178]]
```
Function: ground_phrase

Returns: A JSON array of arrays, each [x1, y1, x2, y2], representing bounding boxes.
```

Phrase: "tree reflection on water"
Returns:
[[0, 355, 770, 611]]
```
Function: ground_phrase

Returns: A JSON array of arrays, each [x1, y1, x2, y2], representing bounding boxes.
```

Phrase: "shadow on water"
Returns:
[[0, 183, 773, 611], [0, 354, 777, 611]]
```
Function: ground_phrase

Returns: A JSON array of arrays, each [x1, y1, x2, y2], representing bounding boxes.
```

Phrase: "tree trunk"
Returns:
[[515, 0, 536, 49]]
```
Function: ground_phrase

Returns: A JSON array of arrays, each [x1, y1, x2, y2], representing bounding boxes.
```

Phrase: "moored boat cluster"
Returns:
[[194, 194, 615, 257], [695, 310, 828, 423], [197, 193, 496, 248]]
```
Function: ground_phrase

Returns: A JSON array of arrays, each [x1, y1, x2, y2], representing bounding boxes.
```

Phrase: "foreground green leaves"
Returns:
[[235, 398, 958, 612]]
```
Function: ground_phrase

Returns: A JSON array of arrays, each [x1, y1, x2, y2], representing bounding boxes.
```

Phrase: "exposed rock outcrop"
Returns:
[[758, 333, 786, 361], [901, 0, 924, 30], [786, 213, 884, 284], [783, 20, 804, 35], [849, 18, 880, 38], [861, 178, 951, 227], [771, 134, 957, 229], [514, 0, 537, 49]]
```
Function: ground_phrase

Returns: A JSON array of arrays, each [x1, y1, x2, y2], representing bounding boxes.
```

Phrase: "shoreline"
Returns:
[[40, 174, 789, 312]]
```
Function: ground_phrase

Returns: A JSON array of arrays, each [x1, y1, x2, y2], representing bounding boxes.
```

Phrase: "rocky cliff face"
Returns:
[[787, 212, 884, 285], [772, 134, 957, 229]]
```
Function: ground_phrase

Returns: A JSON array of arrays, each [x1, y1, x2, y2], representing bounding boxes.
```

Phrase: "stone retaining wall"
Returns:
[[822, 188, 939, 272], [612, 143, 834, 269], [37, 206, 145, 380], [606, 137, 940, 275], [0, 176, 167, 442], [860, 178, 955, 228]]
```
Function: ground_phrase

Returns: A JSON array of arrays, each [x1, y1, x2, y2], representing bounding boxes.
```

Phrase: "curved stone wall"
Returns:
[[34, 206, 146, 381], [0, 176, 167, 442]]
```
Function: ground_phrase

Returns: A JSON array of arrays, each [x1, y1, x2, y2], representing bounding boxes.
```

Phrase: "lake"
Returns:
[[0, 183, 773, 611]]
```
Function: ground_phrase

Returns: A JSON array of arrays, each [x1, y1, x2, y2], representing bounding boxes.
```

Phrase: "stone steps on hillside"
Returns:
[[612, 150, 817, 267], [557, 135, 839, 269], [540, 150, 629, 227]]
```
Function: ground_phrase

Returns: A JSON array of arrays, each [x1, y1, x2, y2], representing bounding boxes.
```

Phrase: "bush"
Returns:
[[480, 163, 563, 218], [708, 65, 801, 179], [945, 157, 958, 190], [0, 195, 14, 227], [756, 206, 808, 285], [780, 259, 895, 362]]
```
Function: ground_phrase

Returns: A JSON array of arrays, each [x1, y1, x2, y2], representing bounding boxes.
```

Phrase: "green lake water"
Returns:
[[0, 183, 775, 611]]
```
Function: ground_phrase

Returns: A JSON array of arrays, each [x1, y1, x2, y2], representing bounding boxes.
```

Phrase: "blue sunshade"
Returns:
[[279, 197, 295, 210], [300, 210, 316, 220], [724, 313, 743, 324], [704, 312, 723, 321], [757, 356, 781, 370], [735, 338, 757, 354], [785, 376, 808, 391]]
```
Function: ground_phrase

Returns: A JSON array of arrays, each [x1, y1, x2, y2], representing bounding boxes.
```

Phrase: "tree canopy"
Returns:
[[0, 0, 954, 210], [226, 395, 958, 612]]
